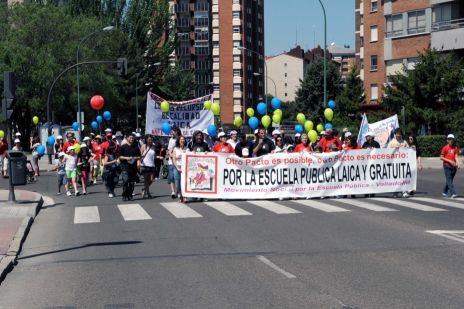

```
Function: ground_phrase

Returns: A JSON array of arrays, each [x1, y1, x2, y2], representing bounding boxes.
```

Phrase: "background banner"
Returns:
[[145, 92, 214, 137], [181, 148, 417, 199], [357, 114, 399, 148]]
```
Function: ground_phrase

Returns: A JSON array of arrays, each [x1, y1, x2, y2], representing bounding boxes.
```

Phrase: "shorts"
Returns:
[[66, 170, 77, 178], [167, 165, 175, 184]]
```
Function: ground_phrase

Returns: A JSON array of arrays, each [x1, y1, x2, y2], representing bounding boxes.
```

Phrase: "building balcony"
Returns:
[[233, 62, 242, 69], [233, 76, 242, 84], [233, 90, 243, 98], [233, 33, 242, 41], [212, 5, 218, 13], [213, 63, 220, 71], [431, 18, 464, 50], [213, 48, 220, 56], [233, 18, 241, 26], [232, 4, 241, 12], [233, 48, 242, 55]]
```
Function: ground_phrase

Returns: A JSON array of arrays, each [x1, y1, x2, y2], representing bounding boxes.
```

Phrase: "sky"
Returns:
[[265, 0, 355, 56]]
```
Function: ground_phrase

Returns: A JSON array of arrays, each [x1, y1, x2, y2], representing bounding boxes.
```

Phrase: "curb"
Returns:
[[0, 195, 49, 285]]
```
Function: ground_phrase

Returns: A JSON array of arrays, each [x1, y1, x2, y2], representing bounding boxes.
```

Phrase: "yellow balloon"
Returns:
[[246, 108, 255, 117], [308, 130, 318, 143], [0, 130, 4, 139], [324, 108, 334, 121], [304, 120, 314, 132], [316, 124, 324, 132], [74, 143, 81, 154], [273, 109, 282, 116], [261, 115, 271, 128], [32, 116, 39, 125], [296, 113, 306, 124], [234, 116, 243, 128], [211, 102, 221, 116], [160, 101, 170, 113], [204, 101, 211, 110], [272, 114, 281, 124]]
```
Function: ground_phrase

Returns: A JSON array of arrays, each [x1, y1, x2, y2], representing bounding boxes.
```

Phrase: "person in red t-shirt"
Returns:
[[319, 128, 342, 152], [101, 132, 119, 157], [213, 132, 234, 153], [0, 137, 8, 177], [92, 135, 103, 184], [440, 134, 460, 198], [294, 133, 313, 152], [63, 133, 79, 153], [342, 133, 361, 150]]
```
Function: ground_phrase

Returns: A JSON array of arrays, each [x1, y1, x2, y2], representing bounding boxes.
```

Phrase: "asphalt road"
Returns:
[[0, 169, 464, 309]]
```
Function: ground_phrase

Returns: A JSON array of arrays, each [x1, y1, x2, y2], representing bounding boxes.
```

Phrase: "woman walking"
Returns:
[[78, 144, 91, 195], [140, 135, 156, 199], [440, 134, 460, 198], [103, 142, 118, 198], [172, 136, 188, 203], [31, 136, 41, 177]]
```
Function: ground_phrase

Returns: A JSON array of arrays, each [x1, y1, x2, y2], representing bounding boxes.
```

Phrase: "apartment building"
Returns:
[[327, 44, 356, 81], [355, 0, 464, 106], [170, 0, 265, 123]]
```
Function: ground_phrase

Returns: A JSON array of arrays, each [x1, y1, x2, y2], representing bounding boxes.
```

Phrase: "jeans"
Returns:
[[173, 166, 182, 197], [57, 173, 66, 192], [167, 165, 175, 184], [104, 166, 117, 194], [121, 167, 137, 198], [443, 166, 457, 196]]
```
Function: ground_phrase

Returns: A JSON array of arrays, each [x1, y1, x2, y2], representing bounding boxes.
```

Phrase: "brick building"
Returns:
[[355, 0, 464, 107], [170, 0, 265, 123]]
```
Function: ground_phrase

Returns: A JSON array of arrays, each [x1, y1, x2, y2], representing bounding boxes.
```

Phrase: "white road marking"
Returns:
[[411, 197, 464, 210], [117, 204, 152, 221], [256, 255, 296, 279], [247, 200, 301, 214], [204, 202, 252, 216], [334, 199, 398, 212], [74, 206, 100, 224], [161, 202, 203, 218], [426, 230, 464, 244], [291, 200, 351, 213], [372, 198, 446, 212]]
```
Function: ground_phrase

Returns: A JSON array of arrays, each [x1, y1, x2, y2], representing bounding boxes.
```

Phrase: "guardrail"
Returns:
[[432, 18, 464, 32]]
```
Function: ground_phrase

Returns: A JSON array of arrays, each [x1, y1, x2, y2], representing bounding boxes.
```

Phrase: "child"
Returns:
[[64, 146, 79, 196], [56, 152, 66, 195]]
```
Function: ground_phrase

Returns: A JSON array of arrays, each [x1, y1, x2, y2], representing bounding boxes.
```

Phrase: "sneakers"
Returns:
[[402, 192, 409, 198], [451, 194, 458, 199], [171, 192, 176, 199], [66, 191, 72, 197], [442, 193, 448, 197], [108, 193, 114, 198], [75, 191, 80, 197]]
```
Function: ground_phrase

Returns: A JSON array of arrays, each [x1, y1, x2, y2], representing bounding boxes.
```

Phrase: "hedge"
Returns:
[[417, 135, 447, 157]]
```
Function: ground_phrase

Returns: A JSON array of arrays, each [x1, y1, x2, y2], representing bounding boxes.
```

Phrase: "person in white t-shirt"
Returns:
[[227, 130, 239, 149], [167, 127, 181, 199], [64, 146, 79, 196]]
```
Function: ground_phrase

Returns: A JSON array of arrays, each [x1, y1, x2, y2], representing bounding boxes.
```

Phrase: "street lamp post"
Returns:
[[317, 0, 328, 107], [253, 72, 277, 98], [76, 26, 115, 139]]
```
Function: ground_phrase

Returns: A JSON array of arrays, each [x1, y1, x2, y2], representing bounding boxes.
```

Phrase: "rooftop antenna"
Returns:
[[295, 25, 298, 46]]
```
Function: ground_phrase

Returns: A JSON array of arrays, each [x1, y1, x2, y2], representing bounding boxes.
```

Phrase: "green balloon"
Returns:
[[160, 101, 170, 113], [308, 130, 318, 143], [0, 130, 4, 139], [32, 116, 39, 125], [296, 113, 306, 124], [272, 114, 281, 124], [234, 116, 243, 128], [204, 101, 211, 110], [304, 120, 314, 132], [273, 109, 282, 116], [246, 108, 255, 117], [324, 108, 334, 121], [316, 124, 324, 132], [262, 115, 271, 128], [211, 102, 221, 116]]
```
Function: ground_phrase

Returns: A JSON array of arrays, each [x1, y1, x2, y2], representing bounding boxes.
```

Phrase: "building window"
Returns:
[[371, 84, 378, 100], [285, 83, 287, 87], [360, 36, 364, 47], [370, 55, 378, 71], [284, 73, 287, 77], [408, 10, 426, 34], [285, 93, 288, 97], [284, 63, 287, 67], [385, 14, 403, 38], [195, 30, 209, 41], [233, 27, 241, 33], [233, 56, 241, 62], [233, 12, 240, 18], [371, 0, 378, 13], [370, 25, 378, 42], [234, 84, 241, 91], [233, 70, 241, 76], [233, 0, 240, 3]]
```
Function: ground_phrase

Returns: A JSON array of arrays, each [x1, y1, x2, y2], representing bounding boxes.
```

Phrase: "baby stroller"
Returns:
[[26, 160, 36, 183]]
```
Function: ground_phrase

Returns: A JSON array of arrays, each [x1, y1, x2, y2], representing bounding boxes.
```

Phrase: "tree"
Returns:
[[294, 57, 342, 122], [383, 48, 464, 135]]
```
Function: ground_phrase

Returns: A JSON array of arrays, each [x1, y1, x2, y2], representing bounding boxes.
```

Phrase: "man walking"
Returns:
[[119, 134, 141, 201]]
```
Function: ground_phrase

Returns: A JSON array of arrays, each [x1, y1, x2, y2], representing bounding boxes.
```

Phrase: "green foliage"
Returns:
[[383, 48, 464, 135], [417, 135, 447, 157], [294, 57, 342, 122]]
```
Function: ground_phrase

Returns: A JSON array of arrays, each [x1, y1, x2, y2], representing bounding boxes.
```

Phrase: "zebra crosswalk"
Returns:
[[72, 197, 464, 224]]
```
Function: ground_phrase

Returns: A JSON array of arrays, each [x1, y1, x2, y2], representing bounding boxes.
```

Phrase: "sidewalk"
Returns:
[[0, 189, 48, 284]]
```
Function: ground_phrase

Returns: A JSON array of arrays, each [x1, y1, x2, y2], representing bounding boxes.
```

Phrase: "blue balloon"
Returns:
[[295, 124, 304, 134], [257, 102, 267, 115], [72, 122, 79, 131], [103, 111, 111, 121], [324, 123, 333, 130], [271, 97, 282, 110], [47, 136, 55, 145], [96, 115, 103, 123], [207, 124, 217, 137], [91, 121, 98, 129], [328, 100, 336, 110], [248, 116, 259, 130], [37, 144, 45, 156], [161, 122, 172, 135]]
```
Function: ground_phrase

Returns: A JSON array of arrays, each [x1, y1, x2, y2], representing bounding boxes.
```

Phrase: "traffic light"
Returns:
[[117, 58, 127, 76], [2, 72, 15, 122], [1, 98, 14, 122]]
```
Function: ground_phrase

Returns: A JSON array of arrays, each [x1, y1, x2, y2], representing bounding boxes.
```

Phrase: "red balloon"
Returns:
[[90, 95, 105, 110]]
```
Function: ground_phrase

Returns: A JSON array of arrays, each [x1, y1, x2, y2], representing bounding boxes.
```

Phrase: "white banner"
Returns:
[[181, 148, 417, 199], [358, 114, 399, 148], [145, 92, 214, 137]]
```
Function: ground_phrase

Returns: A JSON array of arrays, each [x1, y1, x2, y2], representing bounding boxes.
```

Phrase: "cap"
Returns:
[[67, 146, 75, 152], [135, 133, 141, 138], [115, 131, 123, 137], [344, 132, 352, 138], [112, 135, 117, 139], [83, 137, 90, 141], [14, 139, 20, 144], [56, 135, 63, 140], [254, 129, 258, 134], [58, 152, 65, 157], [104, 128, 112, 133], [202, 129, 209, 136], [365, 131, 375, 137], [320, 131, 326, 135], [15, 132, 21, 137], [95, 135, 102, 139], [447, 134, 455, 139], [80, 143, 87, 148], [230, 130, 238, 135], [90, 132, 95, 137], [218, 132, 226, 138], [295, 133, 301, 137], [105, 132, 112, 137], [272, 129, 281, 136]]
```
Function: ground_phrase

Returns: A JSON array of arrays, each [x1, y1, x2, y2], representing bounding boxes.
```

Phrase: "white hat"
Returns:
[[230, 130, 238, 135], [57, 135, 63, 140], [112, 135, 117, 139], [320, 131, 326, 135], [80, 143, 87, 148], [447, 134, 455, 139], [83, 137, 90, 141], [365, 131, 375, 137], [14, 139, 20, 144], [344, 132, 352, 138], [58, 152, 65, 157], [218, 132, 226, 138], [295, 133, 301, 137], [15, 132, 21, 137], [135, 133, 141, 138], [67, 146, 75, 152], [254, 129, 258, 134], [272, 129, 281, 136], [104, 128, 112, 133], [202, 129, 209, 136]]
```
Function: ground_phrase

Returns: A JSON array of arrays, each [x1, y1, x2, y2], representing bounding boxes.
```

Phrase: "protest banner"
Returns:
[[181, 148, 417, 199], [357, 114, 399, 148], [145, 92, 214, 137]]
